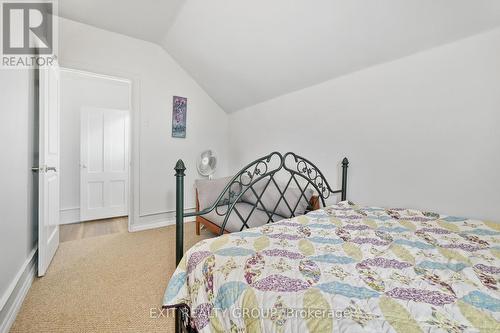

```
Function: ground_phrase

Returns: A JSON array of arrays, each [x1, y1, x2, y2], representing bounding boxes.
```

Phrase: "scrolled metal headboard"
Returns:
[[173, 152, 348, 260], [283, 152, 349, 204], [213, 152, 283, 230]]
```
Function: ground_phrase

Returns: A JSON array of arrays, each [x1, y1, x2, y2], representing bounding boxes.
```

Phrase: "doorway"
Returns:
[[37, 66, 132, 276], [59, 68, 132, 224]]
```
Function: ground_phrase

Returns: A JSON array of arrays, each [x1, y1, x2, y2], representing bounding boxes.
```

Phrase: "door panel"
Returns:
[[81, 108, 129, 221], [87, 111, 104, 173], [87, 181, 104, 208], [109, 112, 127, 172], [38, 64, 60, 277], [110, 180, 126, 206]]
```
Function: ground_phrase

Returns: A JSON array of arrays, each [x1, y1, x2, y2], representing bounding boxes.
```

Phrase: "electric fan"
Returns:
[[197, 149, 217, 179]]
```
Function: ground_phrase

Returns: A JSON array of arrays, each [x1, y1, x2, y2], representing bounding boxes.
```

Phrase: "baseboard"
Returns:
[[59, 207, 80, 224], [0, 248, 37, 333], [129, 216, 196, 232], [130, 209, 196, 232], [60, 207, 130, 224]]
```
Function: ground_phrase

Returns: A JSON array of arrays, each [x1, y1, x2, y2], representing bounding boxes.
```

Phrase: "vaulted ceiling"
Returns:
[[59, 0, 184, 43], [59, 0, 500, 112]]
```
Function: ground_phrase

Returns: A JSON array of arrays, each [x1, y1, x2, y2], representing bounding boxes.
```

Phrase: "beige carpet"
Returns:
[[11, 222, 211, 333]]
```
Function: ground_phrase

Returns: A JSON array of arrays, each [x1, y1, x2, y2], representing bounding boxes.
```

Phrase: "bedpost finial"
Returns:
[[175, 159, 186, 176], [342, 157, 349, 166]]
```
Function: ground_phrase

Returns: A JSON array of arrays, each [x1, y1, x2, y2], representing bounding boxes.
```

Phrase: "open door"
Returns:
[[38, 64, 60, 277], [80, 108, 129, 221]]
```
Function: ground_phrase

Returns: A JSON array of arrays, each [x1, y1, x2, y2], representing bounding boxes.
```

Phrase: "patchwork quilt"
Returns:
[[163, 201, 500, 332]]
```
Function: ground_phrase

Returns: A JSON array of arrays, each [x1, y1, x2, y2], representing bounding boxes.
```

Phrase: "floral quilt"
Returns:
[[163, 201, 500, 332]]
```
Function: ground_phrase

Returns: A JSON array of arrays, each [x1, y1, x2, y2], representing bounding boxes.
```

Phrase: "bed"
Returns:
[[164, 152, 500, 332]]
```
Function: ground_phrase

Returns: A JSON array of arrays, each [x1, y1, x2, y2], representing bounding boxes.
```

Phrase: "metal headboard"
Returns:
[[172, 152, 348, 332]]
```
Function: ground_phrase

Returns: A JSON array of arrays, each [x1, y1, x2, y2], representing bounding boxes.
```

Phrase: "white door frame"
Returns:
[[59, 67, 133, 225]]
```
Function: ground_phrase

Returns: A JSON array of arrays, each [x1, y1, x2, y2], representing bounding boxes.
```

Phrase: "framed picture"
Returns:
[[172, 96, 187, 138]]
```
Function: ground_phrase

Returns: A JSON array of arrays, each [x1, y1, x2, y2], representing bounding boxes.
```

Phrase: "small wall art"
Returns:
[[172, 96, 187, 138]]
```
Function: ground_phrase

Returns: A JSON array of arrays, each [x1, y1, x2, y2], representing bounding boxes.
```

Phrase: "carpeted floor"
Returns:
[[10, 222, 212, 333]]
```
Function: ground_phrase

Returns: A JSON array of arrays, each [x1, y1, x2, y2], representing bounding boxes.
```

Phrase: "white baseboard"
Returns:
[[129, 209, 196, 232], [0, 248, 37, 333], [59, 207, 80, 224], [62, 207, 198, 232], [129, 216, 196, 232], [60, 207, 130, 224]]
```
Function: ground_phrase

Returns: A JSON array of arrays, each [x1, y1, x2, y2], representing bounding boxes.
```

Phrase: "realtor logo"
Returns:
[[1, 1, 57, 68], [2, 2, 53, 54]]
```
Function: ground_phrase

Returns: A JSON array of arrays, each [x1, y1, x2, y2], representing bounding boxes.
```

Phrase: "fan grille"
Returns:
[[197, 150, 217, 176]]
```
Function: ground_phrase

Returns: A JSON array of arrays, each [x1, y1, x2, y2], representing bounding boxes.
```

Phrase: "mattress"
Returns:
[[163, 201, 500, 332]]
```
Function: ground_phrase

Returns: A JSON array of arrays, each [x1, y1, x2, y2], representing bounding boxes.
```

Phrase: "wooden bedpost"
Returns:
[[174, 160, 185, 333], [341, 157, 349, 201]]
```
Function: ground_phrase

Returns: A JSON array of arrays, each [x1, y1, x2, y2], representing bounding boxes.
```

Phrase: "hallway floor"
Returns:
[[59, 217, 129, 243]]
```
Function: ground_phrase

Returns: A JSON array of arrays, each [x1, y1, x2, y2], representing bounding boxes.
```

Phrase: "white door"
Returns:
[[80, 108, 129, 221], [38, 64, 60, 277]]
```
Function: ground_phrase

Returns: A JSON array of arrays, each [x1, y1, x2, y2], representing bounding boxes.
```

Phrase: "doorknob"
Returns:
[[31, 166, 57, 173], [32, 166, 47, 173]]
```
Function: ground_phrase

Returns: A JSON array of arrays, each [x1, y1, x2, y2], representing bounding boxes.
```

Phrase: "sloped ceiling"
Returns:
[[59, 0, 184, 43], [60, 0, 500, 112]]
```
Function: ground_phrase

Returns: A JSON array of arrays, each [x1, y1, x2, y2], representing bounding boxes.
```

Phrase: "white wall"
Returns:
[[59, 70, 130, 223], [0, 69, 37, 323], [58, 18, 230, 230], [229, 28, 500, 221]]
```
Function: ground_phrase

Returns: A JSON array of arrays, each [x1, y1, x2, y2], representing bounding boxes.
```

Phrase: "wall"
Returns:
[[228, 28, 500, 221], [59, 70, 130, 223], [0, 69, 37, 330], [58, 18, 230, 230]]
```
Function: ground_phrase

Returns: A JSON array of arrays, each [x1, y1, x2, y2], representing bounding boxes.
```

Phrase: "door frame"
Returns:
[[59, 67, 133, 226]]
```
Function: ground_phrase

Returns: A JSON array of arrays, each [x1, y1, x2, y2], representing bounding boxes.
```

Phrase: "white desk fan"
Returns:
[[197, 149, 217, 179]]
